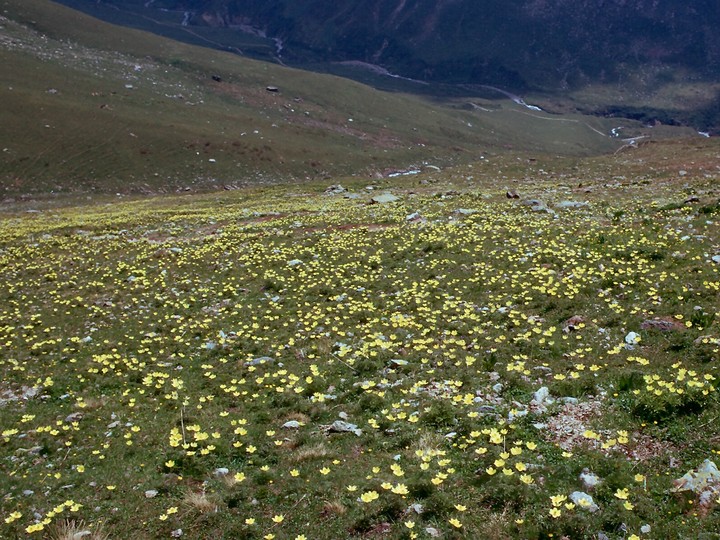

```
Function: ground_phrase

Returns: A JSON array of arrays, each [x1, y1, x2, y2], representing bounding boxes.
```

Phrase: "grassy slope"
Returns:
[[4, 0, 704, 197], [1, 141, 719, 539]]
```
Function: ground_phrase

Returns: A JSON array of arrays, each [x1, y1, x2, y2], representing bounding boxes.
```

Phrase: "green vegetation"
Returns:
[[2, 2, 720, 539], [1, 151, 720, 538]]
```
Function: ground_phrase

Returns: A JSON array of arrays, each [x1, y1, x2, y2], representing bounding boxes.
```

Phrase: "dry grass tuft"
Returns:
[[182, 490, 219, 515], [46, 519, 109, 540], [290, 442, 330, 463]]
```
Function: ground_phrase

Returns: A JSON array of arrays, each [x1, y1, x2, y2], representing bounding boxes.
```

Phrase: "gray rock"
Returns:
[[556, 200, 589, 209], [245, 356, 275, 367], [282, 420, 301, 429], [522, 199, 545, 207], [325, 184, 346, 194], [65, 412, 83, 423], [641, 319, 683, 332], [287, 259, 304, 267], [370, 193, 399, 204], [425, 527, 441, 538], [214, 468, 229, 477], [145, 490, 158, 498], [327, 420, 362, 436]]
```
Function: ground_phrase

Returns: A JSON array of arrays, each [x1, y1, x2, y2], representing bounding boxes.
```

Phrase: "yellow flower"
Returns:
[[614, 488, 629, 500], [405, 520, 415, 529], [448, 518, 462, 528], [271, 514, 284, 523], [623, 501, 634, 510], [360, 491, 379, 503], [520, 474, 534, 485], [245, 518, 256, 525], [549, 508, 562, 518], [4, 511, 22, 524], [392, 483, 409, 495], [290, 469, 300, 477]]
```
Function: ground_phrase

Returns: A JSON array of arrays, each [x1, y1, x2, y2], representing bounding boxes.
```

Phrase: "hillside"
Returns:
[[50, 0, 720, 133], [7, 0, 701, 196], [1, 141, 720, 539]]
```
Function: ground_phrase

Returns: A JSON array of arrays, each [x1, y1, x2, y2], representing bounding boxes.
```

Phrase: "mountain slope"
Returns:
[[51, 0, 720, 133], [7, 0, 692, 196]]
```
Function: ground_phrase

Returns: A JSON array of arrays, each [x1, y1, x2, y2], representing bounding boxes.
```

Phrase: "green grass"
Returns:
[[1, 147, 720, 538]]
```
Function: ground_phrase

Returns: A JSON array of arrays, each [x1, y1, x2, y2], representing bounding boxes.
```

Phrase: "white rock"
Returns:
[[533, 386, 553, 405], [580, 469, 601, 489], [282, 420, 301, 429], [672, 459, 720, 493], [571, 491, 599, 512], [625, 331, 640, 345]]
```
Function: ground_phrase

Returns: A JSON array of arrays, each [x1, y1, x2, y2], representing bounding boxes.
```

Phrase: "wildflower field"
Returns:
[[1, 166, 719, 539]]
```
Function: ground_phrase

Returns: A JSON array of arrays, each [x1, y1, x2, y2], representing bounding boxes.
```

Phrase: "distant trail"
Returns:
[[504, 108, 608, 137]]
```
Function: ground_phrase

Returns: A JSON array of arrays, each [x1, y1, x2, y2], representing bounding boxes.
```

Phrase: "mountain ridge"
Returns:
[[47, 0, 720, 133]]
